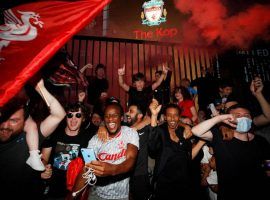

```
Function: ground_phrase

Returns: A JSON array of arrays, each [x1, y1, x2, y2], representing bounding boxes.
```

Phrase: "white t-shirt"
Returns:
[[87, 126, 139, 199]]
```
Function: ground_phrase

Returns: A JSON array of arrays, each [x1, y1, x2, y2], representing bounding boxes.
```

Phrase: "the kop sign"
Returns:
[[135, 0, 178, 40]]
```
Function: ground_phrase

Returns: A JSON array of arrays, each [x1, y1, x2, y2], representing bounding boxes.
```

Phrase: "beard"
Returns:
[[126, 115, 138, 126], [0, 128, 21, 143]]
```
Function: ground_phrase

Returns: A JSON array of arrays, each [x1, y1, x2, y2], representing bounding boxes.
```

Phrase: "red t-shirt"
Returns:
[[178, 99, 195, 119]]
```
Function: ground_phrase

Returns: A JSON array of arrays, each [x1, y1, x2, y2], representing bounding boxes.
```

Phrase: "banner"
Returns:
[[0, 0, 111, 106]]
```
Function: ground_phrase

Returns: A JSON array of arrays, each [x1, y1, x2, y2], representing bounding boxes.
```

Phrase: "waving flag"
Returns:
[[0, 0, 111, 106]]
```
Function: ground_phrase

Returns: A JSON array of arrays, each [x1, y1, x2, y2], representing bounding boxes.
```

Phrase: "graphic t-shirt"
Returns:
[[42, 128, 91, 197], [88, 126, 139, 199], [52, 142, 80, 170]]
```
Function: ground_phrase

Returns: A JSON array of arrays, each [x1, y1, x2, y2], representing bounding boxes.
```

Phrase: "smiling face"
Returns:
[[0, 108, 25, 142], [174, 89, 183, 101], [165, 107, 180, 130], [66, 109, 84, 134], [220, 86, 232, 97], [126, 105, 142, 126], [96, 68, 105, 79], [91, 113, 102, 127], [134, 80, 145, 91], [104, 105, 122, 135]]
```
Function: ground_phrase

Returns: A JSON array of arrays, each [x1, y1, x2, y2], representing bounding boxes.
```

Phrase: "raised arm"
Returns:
[[79, 63, 93, 73], [191, 114, 235, 141], [118, 64, 130, 92], [35, 79, 66, 137], [251, 77, 270, 126], [147, 99, 163, 158], [151, 64, 168, 90], [150, 99, 162, 127]]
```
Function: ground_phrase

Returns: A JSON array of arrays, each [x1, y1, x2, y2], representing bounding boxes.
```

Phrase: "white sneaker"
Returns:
[[26, 150, 45, 171]]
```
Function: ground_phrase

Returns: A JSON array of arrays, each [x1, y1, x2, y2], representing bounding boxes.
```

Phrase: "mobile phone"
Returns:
[[81, 148, 96, 163], [209, 103, 219, 117]]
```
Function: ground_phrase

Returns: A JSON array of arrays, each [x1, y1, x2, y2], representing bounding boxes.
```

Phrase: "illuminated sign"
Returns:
[[141, 0, 167, 26], [133, 28, 177, 39]]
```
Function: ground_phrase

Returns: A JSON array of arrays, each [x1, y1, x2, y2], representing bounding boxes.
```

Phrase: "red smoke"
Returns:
[[174, 0, 270, 50]]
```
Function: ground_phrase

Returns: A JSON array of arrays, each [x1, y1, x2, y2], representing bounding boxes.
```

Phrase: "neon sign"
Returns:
[[141, 0, 167, 26]]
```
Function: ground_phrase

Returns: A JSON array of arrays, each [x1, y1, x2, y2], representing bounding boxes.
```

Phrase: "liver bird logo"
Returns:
[[0, 9, 44, 55]]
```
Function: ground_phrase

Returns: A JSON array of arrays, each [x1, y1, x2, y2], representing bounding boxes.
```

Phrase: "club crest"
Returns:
[[141, 0, 167, 26], [0, 9, 44, 53]]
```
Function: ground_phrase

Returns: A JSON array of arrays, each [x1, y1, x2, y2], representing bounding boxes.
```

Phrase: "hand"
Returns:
[[162, 64, 169, 74], [100, 92, 108, 100], [200, 163, 211, 186], [210, 108, 220, 118], [84, 63, 93, 69], [118, 64, 125, 76], [41, 164, 52, 179], [250, 77, 263, 95], [97, 125, 108, 142], [215, 104, 224, 111], [86, 161, 115, 177], [78, 91, 86, 102], [220, 114, 237, 128], [201, 163, 211, 174], [149, 99, 162, 116]]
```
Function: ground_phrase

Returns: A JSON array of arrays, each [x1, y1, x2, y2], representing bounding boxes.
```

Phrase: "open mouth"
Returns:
[[0, 130, 11, 138], [169, 121, 177, 126], [108, 122, 116, 129], [126, 116, 131, 122]]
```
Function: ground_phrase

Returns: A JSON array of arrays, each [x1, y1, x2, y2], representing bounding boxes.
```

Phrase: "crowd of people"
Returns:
[[0, 61, 270, 200]]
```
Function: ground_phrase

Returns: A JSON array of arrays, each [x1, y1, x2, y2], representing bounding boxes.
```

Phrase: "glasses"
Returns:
[[67, 113, 82, 119]]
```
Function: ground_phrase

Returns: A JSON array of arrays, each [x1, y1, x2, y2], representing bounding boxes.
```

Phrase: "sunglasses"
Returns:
[[67, 113, 82, 119]]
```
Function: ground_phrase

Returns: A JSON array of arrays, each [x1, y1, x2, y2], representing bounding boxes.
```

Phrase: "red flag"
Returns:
[[0, 0, 111, 106]]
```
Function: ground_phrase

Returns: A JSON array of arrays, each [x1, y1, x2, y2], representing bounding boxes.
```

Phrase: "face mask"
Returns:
[[236, 117, 252, 133]]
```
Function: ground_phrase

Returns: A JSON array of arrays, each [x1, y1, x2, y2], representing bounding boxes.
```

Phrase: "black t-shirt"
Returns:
[[42, 128, 91, 198], [190, 75, 219, 111], [87, 77, 109, 105], [211, 127, 270, 200], [153, 71, 172, 105], [133, 125, 150, 177], [128, 86, 152, 114], [0, 131, 45, 199]]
